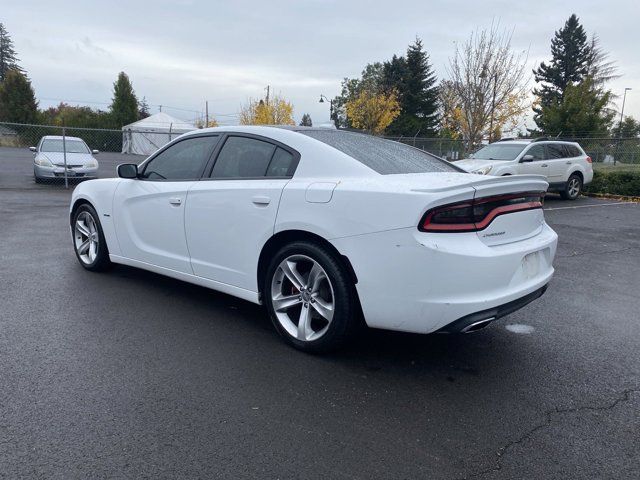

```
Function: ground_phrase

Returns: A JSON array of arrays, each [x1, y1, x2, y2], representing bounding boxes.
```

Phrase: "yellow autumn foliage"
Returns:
[[239, 95, 295, 125], [345, 89, 401, 135]]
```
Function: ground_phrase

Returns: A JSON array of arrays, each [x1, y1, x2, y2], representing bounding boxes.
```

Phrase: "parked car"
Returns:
[[69, 127, 557, 352], [455, 138, 593, 200], [31, 135, 99, 183]]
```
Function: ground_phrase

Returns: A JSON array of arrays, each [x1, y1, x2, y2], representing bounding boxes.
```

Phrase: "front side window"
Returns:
[[211, 136, 277, 178], [141, 136, 219, 180], [40, 139, 89, 154], [525, 144, 547, 161], [470, 144, 527, 161]]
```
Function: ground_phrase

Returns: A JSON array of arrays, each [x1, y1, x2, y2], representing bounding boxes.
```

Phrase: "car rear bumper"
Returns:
[[436, 284, 548, 333], [332, 222, 557, 334]]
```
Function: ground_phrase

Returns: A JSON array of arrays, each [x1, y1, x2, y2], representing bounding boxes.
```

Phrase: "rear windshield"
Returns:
[[299, 130, 462, 174]]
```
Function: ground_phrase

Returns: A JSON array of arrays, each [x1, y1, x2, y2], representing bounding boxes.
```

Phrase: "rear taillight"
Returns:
[[420, 192, 545, 233], [586, 156, 592, 163]]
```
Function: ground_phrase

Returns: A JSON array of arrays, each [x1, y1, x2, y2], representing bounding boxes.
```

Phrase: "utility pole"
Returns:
[[265, 85, 270, 106], [61, 117, 68, 189], [205, 100, 209, 127], [159, 104, 162, 112], [615, 87, 632, 165], [488, 72, 498, 143]]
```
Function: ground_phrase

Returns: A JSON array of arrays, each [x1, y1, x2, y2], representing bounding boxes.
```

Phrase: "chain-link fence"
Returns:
[[386, 135, 640, 165], [0, 121, 184, 187], [2, 121, 639, 188]]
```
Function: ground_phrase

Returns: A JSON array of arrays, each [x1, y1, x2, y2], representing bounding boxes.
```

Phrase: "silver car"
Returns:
[[32, 135, 99, 183]]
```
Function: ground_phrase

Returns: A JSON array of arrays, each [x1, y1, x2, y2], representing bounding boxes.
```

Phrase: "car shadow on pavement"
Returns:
[[106, 263, 529, 383]]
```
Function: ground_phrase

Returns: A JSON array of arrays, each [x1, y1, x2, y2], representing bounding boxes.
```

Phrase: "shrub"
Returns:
[[585, 170, 640, 197]]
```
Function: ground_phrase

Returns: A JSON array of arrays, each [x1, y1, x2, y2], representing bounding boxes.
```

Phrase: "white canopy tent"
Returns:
[[121, 112, 196, 155]]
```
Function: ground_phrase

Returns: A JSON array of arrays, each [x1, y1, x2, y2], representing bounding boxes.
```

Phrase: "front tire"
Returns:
[[72, 204, 111, 271], [264, 241, 359, 353], [560, 174, 582, 200]]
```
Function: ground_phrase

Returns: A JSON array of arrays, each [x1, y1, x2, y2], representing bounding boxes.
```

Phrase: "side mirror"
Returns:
[[117, 163, 138, 179], [520, 154, 534, 163], [92, 149, 100, 155], [29, 146, 37, 152]]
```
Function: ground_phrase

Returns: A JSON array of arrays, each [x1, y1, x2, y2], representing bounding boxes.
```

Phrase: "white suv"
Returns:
[[455, 139, 594, 200]]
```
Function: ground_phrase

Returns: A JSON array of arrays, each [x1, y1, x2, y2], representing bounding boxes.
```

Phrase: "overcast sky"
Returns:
[[4, 0, 640, 128]]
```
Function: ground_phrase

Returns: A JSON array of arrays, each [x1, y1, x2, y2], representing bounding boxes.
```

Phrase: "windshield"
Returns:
[[470, 144, 526, 161], [299, 130, 463, 174], [40, 139, 90, 154]]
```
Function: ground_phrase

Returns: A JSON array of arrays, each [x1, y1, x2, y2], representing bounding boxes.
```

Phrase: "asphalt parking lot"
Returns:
[[1, 146, 639, 479]]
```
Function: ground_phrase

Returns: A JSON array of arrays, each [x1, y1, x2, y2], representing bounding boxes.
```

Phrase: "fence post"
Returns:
[[62, 123, 68, 189]]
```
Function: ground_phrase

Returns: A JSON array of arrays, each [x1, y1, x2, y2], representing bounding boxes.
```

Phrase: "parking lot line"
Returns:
[[544, 201, 636, 211]]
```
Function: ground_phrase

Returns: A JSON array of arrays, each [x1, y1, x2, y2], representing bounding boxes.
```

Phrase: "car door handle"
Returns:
[[541, 164, 548, 167], [251, 195, 271, 205], [168, 197, 182, 206], [566, 161, 572, 165]]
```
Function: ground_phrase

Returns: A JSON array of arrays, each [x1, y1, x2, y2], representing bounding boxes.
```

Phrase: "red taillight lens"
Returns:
[[420, 192, 545, 233], [586, 156, 592, 163]]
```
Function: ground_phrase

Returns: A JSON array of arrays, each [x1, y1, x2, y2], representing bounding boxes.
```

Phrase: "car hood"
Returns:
[[453, 159, 508, 172], [41, 152, 96, 165]]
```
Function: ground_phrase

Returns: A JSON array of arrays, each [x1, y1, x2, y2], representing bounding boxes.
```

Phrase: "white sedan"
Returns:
[[70, 126, 557, 352]]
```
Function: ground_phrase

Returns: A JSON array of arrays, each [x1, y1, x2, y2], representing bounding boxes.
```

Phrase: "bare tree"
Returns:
[[447, 24, 530, 149]]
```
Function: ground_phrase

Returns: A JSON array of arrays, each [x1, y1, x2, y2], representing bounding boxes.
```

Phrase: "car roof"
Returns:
[[41, 135, 84, 141], [492, 139, 579, 146]]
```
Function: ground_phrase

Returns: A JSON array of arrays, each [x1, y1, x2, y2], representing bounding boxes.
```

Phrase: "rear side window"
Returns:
[[267, 148, 296, 177], [300, 130, 462, 174], [564, 145, 582, 157], [141, 136, 219, 180], [547, 143, 566, 159], [211, 137, 276, 178]]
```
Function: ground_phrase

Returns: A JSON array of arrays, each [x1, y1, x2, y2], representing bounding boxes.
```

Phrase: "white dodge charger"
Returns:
[[70, 126, 557, 352]]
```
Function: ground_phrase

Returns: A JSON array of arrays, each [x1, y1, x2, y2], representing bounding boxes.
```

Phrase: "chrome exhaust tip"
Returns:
[[460, 317, 495, 333]]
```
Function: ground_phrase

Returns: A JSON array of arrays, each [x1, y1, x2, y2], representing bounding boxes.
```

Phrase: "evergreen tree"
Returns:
[[540, 78, 614, 137], [533, 14, 591, 131], [138, 96, 151, 119], [109, 72, 139, 127], [384, 38, 439, 136], [0, 23, 23, 82], [0, 69, 38, 123], [299, 113, 312, 126], [613, 116, 640, 138]]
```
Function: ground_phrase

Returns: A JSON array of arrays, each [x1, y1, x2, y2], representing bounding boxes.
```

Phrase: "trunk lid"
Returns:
[[471, 175, 548, 246]]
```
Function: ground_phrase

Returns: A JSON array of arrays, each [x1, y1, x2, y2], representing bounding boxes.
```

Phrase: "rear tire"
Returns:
[[560, 174, 582, 200], [71, 204, 111, 271], [264, 241, 359, 353]]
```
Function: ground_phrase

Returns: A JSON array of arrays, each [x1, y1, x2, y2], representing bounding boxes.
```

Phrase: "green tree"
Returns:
[[613, 116, 640, 138], [0, 69, 38, 123], [533, 14, 591, 131], [138, 96, 151, 120], [39, 103, 111, 129], [385, 38, 439, 136], [540, 78, 614, 137], [331, 63, 385, 128], [0, 23, 23, 82], [299, 113, 312, 126], [109, 72, 139, 127]]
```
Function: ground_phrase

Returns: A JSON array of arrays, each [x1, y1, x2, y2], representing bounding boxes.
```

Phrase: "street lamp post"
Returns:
[[319, 94, 334, 127], [615, 87, 632, 165]]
